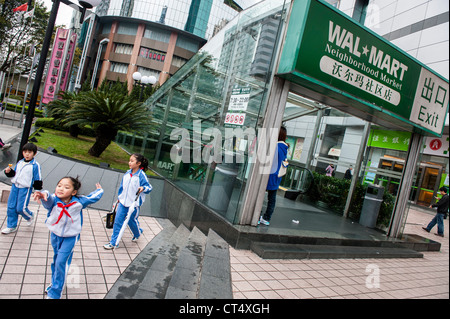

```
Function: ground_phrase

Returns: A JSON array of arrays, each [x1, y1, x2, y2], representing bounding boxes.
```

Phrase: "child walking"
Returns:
[[2, 143, 42, 234], [33, 176, 103, 299], [104, 153, 152, 249]]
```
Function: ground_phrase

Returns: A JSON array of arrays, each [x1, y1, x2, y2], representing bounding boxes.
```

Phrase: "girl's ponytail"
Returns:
[[132, 153, 149, 172]]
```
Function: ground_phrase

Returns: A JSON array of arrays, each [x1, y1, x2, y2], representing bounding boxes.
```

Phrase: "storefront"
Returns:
[[364, 130, 449, 206], [116, 0, 449, 239]]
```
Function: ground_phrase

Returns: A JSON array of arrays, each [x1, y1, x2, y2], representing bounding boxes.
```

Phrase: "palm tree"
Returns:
[[66, 90, 153, 157], [46, 91, 80, 137]]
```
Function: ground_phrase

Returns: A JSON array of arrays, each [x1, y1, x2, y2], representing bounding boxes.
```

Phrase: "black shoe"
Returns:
[[422, 227, 430, 232], [435, 233, 444, 237]]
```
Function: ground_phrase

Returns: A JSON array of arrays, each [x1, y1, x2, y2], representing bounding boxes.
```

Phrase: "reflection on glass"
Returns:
[[116, 0, 289, 224]]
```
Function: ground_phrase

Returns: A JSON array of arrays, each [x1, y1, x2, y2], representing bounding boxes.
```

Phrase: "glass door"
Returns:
[[416, 165, 442, 206]]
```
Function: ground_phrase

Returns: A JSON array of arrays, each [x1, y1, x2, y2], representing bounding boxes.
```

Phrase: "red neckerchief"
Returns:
[[130, 168, 142, 178], [53, 202, 77, 225]]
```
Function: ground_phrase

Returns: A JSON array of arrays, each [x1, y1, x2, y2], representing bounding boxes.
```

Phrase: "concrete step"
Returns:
[[165, 227, 208, 299], [104, 222, 233, 299], [198, 229, 233, 299], [250, 242, 424, 259], [104, 222, 177, 299], [133, 224, 191, 299]]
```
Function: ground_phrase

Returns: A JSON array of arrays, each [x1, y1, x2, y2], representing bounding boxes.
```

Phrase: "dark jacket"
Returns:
[[432, 194, 449, 214]]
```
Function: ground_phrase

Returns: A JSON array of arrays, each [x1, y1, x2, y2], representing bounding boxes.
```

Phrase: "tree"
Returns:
[[46, 91, 80, 137], [0, 1, 51, 74], [66, 90, 153, 157]]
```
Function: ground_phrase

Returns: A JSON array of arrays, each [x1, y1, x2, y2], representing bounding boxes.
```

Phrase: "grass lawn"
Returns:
[[32, 127, 134, 172]]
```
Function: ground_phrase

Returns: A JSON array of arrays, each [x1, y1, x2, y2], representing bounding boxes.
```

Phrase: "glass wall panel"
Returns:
[[117, 0, 289, 224]]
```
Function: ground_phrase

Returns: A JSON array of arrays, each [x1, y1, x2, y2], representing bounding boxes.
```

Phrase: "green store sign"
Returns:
[[367, 129, 411, 151], [278, 0, 449, 136]]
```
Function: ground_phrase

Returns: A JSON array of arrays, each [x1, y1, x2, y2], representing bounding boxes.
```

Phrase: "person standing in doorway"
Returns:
[[422, 187, 449, 237], [325, 164, 335, 177], [259, 126, 289, 226], [344, 166, 353, 180]]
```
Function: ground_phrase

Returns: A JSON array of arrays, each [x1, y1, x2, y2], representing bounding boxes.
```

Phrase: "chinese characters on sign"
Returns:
[[228, 87, 251, 111], [42, 29, 77, 104], [280, 0, 449, 136], [225, 87, 250, 127], [367, 129, 411, 151], [409, 68, 449, 135], [320, 55, 401, 106]]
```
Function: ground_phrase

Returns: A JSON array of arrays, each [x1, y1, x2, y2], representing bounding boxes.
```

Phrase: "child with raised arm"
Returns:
[[104, 153, 152, 250], [33, 176, 103, 299], [2, 143, 42, 234]]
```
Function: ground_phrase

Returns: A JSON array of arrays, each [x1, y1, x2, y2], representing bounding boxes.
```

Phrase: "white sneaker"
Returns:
[[45, 285, 52, 294], [103, 243, 115, 250], [1, 227, 17, 234], [26, 215, 34, 226], [1, 143, 11, 150], [259, 216, 270, 226]]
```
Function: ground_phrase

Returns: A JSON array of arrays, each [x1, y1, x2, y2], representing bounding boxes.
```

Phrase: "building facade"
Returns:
[[113, 0, 448, 240], [77, 0, 258, 91]]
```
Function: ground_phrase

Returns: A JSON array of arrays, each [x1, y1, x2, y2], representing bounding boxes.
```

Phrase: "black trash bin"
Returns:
[[206, 165, 238, 213], [359, 184, 385, 228]]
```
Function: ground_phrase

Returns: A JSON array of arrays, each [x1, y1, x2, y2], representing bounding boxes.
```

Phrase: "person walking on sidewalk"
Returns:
[[2, 143, 42, 234], [423, 187, 449, 237], [33, 176, 103, 299], [0, 137, 11, 150], [104, 153, 152, 249]]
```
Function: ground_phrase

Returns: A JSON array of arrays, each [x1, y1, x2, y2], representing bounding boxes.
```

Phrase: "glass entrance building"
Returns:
[[115, 0, 449, 242]]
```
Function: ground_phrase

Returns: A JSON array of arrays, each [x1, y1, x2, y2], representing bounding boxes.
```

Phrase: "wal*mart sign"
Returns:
[[278, 0, 449, 136]]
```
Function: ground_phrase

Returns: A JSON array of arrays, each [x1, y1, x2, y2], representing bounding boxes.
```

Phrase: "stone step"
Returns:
[[133, 224, 191, 299], [250, 242, 424, 260], [104, 222, 234, 299], [198, 229, 233, 299], [104, 222, 177, 299], [165, 227, 208, 299]]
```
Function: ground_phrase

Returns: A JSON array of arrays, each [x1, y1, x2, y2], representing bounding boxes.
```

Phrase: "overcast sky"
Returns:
[[41, 0, 74, 27]]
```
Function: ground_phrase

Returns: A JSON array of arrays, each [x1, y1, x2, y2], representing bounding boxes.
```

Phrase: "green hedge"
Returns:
[[306, 171, 395, 229], [4, 103, 44, 118], [34, 117, 95, 137]]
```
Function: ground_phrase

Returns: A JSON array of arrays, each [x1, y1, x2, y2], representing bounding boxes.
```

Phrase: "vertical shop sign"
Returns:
[[59, 32, 77, 93], [42, 29, 75, 104]]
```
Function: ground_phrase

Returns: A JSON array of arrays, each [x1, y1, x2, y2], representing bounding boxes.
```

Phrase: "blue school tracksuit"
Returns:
[[5, 158, 42, 228], [40, 188, 104, 299], [109, 169, 152, 247]]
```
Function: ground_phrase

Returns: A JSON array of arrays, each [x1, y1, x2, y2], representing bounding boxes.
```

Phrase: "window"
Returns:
[[139, 47, 166, 62], [172, 56, 188, 68], [137, 66, 160, 81], [110, 62, 128, 74], [114, 43, 134, 55], [176, 35, 199, 52], [117, 22, 138, 36], [143, 27, 171, 43]]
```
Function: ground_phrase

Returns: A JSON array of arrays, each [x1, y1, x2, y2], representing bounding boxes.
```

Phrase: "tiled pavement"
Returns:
[[230, 208, 449, 299], [0, 176, 448, 299], [0, 182, 163, 299]]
